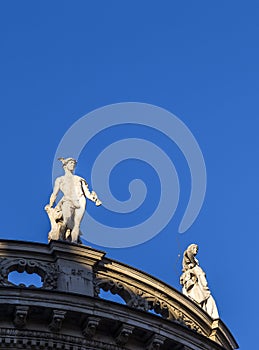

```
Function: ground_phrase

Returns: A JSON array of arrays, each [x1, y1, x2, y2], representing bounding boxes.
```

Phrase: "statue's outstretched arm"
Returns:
[[81, 180, 102, 206]]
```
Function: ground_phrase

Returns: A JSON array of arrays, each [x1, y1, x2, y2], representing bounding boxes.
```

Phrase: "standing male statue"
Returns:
[[45, 157, 102, 243], [180, 244, 219, 319]]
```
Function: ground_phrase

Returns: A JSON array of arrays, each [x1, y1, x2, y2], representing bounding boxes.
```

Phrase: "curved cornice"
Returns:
[[0, 239, 238, 350]]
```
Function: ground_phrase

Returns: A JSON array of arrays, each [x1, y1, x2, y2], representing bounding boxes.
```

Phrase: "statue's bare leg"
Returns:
[[60, 202, 74, 240], [71, 206, 85, 243]]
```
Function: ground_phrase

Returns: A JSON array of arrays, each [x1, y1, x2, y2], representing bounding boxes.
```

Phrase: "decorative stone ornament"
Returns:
[[0, 240, 238, 350], [180, 244, 219, 319], [0, 257, 58, 289], [13, 306, 29, 329], [115, 324, 135, 346], [82, 317, 101, 338], [146, 334, 166, 350], [49, 310, 67, 332]]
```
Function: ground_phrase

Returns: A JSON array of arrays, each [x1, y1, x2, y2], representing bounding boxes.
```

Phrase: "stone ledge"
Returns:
[[0, 288, 232, 350], [0, 239, 238, 350]]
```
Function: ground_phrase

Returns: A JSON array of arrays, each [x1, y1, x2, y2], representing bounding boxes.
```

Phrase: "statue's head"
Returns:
[[58, 157, 77, 171], [187, 244, 198, 256]]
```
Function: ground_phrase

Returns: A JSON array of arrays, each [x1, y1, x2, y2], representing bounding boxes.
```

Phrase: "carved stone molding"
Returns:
[[94, 277, 131, 301], [0, 328, 124, 350], [126, 287, 150, 311], [13, 306, 29, 329], [95, 277, 170, 317], [146, 334, 166, 350], [94, 276, 204, 336], [172, 308, 203, 334], [0, 240, 238, 350], [0, 257, 58, 290], [82, 316, 101, 339], [147, 296, 170, 319], [115, 324, 135, 346], [49, 310, 66, 332]]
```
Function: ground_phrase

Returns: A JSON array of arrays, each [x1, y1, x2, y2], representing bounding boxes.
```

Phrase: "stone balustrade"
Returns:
[[0, 239, 238, 350]]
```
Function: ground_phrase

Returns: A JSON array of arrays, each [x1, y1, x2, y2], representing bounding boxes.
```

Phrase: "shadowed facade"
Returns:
[[0, 240, 238, 350]]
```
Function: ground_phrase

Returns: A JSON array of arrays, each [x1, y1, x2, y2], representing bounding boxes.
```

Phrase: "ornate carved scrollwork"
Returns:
[[126, 288, 150, 311], [146, 296, 170, 319], [94, 277, 172, 318], [115, 324, 135, 346], [0, 257, 58, 290], [94, 276, 204, 336], [82, 316, 101, 339], [13, 306, 29, 329], [172, 308, 203, 334], [94, 277, 133, 303], [146, 334, 166, 350], [49, 310, 66, 332]]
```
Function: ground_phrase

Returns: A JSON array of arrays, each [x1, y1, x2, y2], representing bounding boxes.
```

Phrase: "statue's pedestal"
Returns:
[[49, 241, 105, 295]]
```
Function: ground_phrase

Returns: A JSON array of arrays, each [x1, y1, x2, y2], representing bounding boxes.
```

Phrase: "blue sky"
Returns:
[[1, 1, 259, 348]]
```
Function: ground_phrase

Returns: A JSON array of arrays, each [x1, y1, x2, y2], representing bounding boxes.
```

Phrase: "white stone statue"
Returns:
[[45, 157, 102, 244], [180, 244, 219, 319]]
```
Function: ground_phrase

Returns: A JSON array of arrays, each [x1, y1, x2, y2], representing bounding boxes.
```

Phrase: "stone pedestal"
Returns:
[[49, 241, 105, 295]]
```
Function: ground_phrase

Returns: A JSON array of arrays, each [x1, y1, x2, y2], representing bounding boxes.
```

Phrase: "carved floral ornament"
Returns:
[[0, 257, 58, 290], [0, 255, 202, 335], [94, 276, 204, 335]]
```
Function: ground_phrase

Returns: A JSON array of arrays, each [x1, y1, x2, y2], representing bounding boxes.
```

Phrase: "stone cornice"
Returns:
[[0, 239, 238, 350], [0, 287, 227, 350]]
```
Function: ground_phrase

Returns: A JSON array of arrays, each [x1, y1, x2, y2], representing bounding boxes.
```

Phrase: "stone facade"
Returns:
[[0, 239, 238, 350]]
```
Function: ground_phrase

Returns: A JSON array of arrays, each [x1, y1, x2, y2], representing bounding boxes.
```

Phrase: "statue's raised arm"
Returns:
[[45, 157, 102, 244]]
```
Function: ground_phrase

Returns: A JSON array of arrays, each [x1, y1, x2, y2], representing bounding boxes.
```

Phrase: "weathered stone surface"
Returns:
[[49, 310, 66, 332], [0, 239, 238, 350], [115, 324, 135, 346], [13, 306, 29, 329], [0, 257, 58, 289], [82, 316, 101, 338], [45, 157, 102, 243], [180, 244, 219, 319], [146, 334, 166, 349]]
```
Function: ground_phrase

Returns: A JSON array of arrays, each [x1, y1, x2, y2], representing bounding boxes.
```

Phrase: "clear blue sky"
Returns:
[[1, 1, 259, 348]]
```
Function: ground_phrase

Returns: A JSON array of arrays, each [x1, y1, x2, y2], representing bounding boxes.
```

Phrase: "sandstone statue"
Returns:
[[45, 157, 102, 243], [180, 244, 219, 319]]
